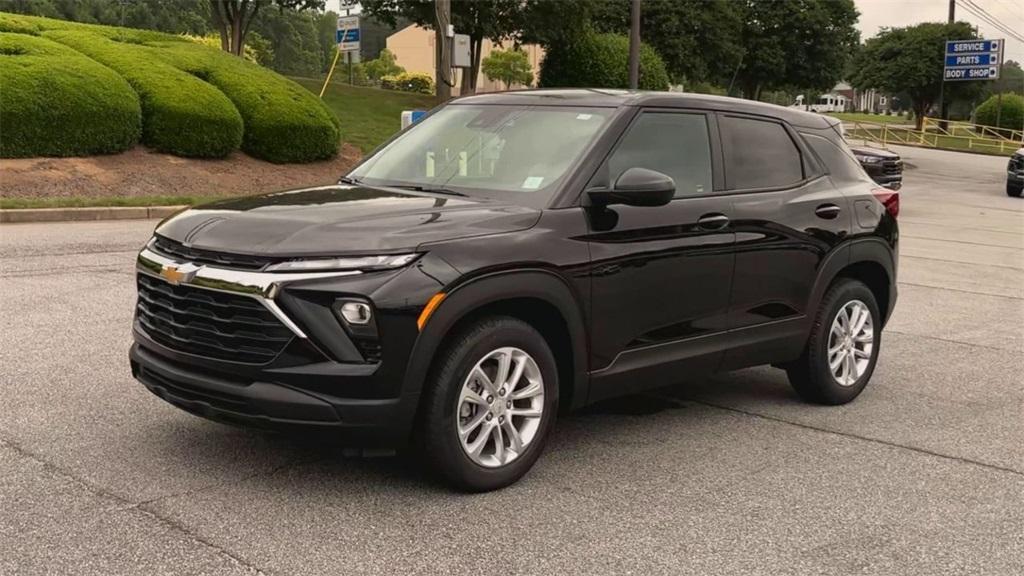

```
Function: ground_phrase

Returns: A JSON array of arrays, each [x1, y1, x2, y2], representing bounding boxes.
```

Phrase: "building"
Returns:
[[386, 25, 544, 95]]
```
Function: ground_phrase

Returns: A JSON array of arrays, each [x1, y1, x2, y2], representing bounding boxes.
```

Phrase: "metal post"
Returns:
[[319, 48, 342, 98], [628, 0, 641, 89], [347, 52, 353, 85], [948, 0, 955, 22]]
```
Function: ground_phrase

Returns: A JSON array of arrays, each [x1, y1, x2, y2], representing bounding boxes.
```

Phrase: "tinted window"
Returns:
[[605, 112, 713, 198], [802, 133, 872, 184], [720, 115, 804, 189]]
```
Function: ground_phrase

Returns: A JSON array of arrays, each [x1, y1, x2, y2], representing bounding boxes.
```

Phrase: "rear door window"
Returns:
[[719, 115, 804, 190]]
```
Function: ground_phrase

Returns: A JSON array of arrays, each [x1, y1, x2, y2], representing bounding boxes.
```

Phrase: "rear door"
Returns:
[[584, 109, 736, 401], [717, 113, 850, 370]]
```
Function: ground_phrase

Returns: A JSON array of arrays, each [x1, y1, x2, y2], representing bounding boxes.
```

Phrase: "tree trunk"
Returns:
[[209, 0, 256, 57], [435, 27, 451, 104], [913, 101, 927, 131]]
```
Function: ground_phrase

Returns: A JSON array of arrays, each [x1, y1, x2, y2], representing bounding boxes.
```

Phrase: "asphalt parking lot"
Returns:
[[1, 145, 1022, 575]]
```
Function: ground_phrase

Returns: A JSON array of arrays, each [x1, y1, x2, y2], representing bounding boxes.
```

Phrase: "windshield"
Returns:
[[349, 104, 614, 206]]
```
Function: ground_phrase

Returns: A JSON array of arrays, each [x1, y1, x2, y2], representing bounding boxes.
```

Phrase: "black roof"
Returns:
[[452, 89, 837, 130]]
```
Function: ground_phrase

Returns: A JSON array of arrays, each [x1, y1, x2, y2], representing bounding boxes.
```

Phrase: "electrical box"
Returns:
[[452, 34, 471, 68]]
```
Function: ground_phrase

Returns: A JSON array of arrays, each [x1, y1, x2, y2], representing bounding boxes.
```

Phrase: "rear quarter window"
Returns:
[[802, 133, 873, 185]]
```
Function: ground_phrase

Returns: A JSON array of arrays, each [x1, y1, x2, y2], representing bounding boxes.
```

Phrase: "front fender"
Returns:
[[400, 268, 590, 411]]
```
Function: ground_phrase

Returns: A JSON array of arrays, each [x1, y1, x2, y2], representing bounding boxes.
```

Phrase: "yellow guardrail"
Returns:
[[921, 117, 1024, 143], [845, 120, 1022, 155]]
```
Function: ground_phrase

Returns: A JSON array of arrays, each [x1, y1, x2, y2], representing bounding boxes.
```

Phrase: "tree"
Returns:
[[207, 0, 324, 56], [585, 0, 743, 86], [850, 21, 983, 130], [732, 0, 860, 100], [361, 0, 520, 96], [539, 31, 669, 91], [481, 48, 533, 89], [364, 48, 405, 81]]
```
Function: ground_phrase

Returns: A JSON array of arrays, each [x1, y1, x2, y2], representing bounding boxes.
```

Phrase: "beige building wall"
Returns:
[[385, 24, 544, 95]]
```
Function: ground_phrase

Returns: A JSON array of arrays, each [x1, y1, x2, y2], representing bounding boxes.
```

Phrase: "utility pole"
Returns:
[[939, 0, 955, 129], [435, 0, 452, 104], [628, 0, 641, 89]]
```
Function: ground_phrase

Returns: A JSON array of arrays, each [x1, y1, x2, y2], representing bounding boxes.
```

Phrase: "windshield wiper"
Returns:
[[389, 184, 467, 197], [338, 176, 360, 185]]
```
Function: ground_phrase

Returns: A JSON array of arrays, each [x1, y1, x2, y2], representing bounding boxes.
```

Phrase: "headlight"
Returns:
[[265, 253, 419, 272], [855, 154, 882, 164]]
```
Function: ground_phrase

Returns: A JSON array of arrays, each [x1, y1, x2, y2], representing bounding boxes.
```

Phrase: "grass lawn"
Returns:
[[291, 77, 435, 154], [0, 195, 226, 210], [828, 112, 911, 125]]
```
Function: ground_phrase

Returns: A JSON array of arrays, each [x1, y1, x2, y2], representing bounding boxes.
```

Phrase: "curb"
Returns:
[[0, 205, 186, 224]]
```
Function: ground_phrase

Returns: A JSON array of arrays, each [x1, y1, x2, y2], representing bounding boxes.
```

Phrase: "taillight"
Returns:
[[872, 188, 899, 218]]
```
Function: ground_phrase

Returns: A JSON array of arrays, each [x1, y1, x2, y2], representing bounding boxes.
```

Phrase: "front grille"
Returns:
[[151, 236, 272, 271], [882, 159, 902, 175], [136, 274, 293, 364]]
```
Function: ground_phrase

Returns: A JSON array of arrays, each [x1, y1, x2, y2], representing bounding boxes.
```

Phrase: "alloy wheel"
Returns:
[[456, 347, 544, 468], [827, 300, 874, 387]]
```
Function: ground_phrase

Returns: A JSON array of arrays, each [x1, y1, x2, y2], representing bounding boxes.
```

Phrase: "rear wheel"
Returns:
[[787, 278, 881, 405], [419, 316, 557, 492]]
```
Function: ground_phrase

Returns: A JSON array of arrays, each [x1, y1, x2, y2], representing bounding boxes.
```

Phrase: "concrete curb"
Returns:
[[0, 205, 186, 224]]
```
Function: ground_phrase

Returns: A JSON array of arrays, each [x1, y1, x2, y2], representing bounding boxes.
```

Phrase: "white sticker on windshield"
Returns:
[[576, 113, 593, 120], [521, 176, 544, 189]]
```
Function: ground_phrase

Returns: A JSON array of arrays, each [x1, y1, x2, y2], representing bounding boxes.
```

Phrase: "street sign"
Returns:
[[336, 15, 360, 53], [943, 38, 1002, 82]]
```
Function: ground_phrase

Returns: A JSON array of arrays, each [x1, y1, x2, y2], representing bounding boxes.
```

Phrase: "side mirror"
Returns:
[[587, 167, 675, 207]]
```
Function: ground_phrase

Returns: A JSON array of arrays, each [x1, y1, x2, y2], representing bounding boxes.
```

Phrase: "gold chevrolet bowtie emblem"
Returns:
[[159, 263, 199, 285]]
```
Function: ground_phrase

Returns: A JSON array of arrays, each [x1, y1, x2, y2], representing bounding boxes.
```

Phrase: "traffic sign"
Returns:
[[336, 15, 360, 53], [943, 38, 1002, 82]]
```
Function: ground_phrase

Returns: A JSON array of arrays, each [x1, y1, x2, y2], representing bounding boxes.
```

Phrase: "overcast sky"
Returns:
[[856, 0, 1024, 62], [326, 0, 1024, 62]]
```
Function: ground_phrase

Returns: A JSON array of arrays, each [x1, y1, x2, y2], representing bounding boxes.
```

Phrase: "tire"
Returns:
[[1008, 181, 1023, 198], [418, 316, 558, 492], [786, 278, 881, 405]]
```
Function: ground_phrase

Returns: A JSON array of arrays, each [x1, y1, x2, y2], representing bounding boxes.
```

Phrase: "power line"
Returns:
[[957, 0, 1024, 42]]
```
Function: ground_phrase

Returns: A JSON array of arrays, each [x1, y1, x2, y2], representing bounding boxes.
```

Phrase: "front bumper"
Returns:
[[129, 243, 450, 444], [130, 342, 412, 443], [1008, 171, 1024, 186]]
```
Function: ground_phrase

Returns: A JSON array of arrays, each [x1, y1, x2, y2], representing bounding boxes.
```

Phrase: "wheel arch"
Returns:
[[401, 269, 590, 419], [809, 239, 896, 328]]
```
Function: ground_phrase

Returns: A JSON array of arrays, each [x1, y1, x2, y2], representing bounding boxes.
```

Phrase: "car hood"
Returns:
[[849, 146, 899, 159], [155, 185, 541, 256]]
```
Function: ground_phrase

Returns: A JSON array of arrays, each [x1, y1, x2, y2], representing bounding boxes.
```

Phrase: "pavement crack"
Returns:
[[0, 435, 289, 576], [885, 329, 1013, 352], [652, 396, 1024, 478], [896, 281, 1022, 300]]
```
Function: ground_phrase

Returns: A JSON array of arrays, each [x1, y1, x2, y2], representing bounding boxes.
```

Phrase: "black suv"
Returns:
[[850, 145, 903, 190], [1008, 148, 1023, 197], [130, 90, 898, 491]]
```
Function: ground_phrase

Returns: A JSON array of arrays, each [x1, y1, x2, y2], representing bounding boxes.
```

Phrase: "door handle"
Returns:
[[697, 213, 730, 230], [815, 204, 841, 220]]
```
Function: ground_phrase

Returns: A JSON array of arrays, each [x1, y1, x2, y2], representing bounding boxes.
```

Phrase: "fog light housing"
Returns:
[[337, 301, 372, 325]]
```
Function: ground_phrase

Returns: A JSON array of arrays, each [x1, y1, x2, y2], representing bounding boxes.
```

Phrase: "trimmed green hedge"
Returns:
[[0, 12, 340, 163], [148, 40, 340, 163], [539, 31, 670, 91], [975, 93, 1024, 131], [44, 30, 243, 158], [0, 33, 141, 157]]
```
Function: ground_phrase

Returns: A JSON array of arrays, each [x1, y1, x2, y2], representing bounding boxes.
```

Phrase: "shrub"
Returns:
[[975, 93, 1024, 131], [148, 40, 340, 163], [43, 30, 243, 158], [539, 31, 669, 91], [0, 33, 141, 157], [381, 72, 434, 94], [364, 48, 404, 81]]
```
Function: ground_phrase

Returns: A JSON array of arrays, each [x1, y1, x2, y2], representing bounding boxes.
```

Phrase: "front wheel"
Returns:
[[1008, 181, 1023, 198], [418, 316, 558, 492], [787, 278, 881, 405]]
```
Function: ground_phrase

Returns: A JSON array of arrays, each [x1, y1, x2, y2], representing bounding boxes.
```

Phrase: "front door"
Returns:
[[584, 110, 736, 401]]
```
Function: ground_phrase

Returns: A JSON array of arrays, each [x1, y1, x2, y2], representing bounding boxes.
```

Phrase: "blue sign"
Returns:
[[946, 39, 1001, 54], [945, 66, 999, 81], [335, 29, 360, 44], [943, 38, 1002, 82], [945, 53, 998, 67]]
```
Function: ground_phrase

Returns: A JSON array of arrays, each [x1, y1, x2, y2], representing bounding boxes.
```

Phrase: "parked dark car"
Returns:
[[130, 90, 899, 491], [1008, 148, 1023, 197], [850, 145, 903, 190]]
